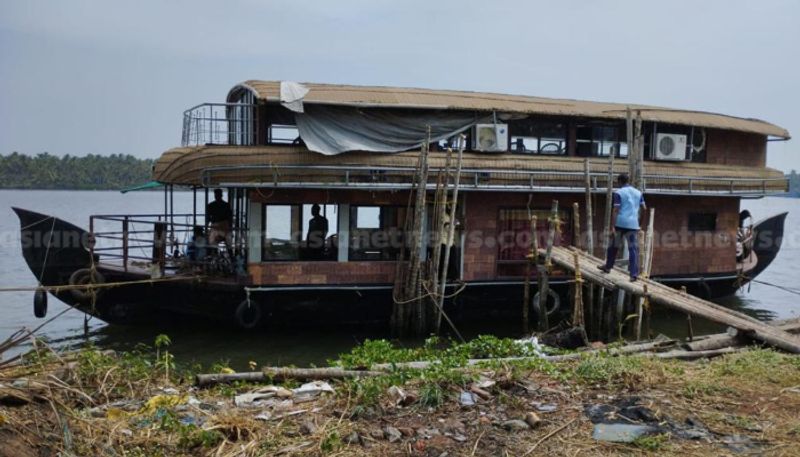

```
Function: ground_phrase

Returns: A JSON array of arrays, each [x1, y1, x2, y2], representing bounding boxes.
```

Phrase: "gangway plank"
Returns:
[[543, 246, 800, 354]]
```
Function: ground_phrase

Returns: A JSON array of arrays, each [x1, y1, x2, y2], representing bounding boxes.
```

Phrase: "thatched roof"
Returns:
[[231, 81, 790, 139]]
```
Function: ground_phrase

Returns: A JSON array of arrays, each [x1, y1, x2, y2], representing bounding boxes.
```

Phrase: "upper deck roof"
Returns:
[[232, 80, 790, 139]]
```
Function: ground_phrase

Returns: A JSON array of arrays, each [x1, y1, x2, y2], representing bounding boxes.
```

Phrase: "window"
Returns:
[[576, 124, 628, 157], [262, 203, 338, 261], [509, 121, 567, 155], [349, 206, 406, 260], [496, 208, 571, 276], [688, 213, 717, 232]]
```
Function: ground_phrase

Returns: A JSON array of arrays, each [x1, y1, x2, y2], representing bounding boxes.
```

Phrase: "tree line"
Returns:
[[0, 152, 154, 190], [789, 170, 800, 198]]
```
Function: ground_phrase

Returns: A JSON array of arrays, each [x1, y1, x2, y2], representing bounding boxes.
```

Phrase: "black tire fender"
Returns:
[[532, 289, 560, 317], [235, 300, 262, 329], [68, 268, 105, 303], [34, 288, 48, 318]]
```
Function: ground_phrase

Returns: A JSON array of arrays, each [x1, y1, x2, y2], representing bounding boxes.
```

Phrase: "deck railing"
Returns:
[[181, 103, 301, 147], [181, 103, 258, 147], [88, 213, 246, 275], [198, 163, 788, 197]]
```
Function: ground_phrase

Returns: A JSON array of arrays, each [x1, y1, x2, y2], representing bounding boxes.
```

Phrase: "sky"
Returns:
[[1, 0, 798, 171]]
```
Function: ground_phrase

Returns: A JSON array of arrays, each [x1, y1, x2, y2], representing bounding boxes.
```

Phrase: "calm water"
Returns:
[[1, 190, 798, 369]]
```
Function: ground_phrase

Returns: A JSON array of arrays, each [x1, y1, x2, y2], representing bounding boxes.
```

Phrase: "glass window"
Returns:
[[263, 204, 300, 260], [349, 206, 406, 260], [576, 124, 627, 157], [262, 203, 338, 261], [509, 121, 567, 155]]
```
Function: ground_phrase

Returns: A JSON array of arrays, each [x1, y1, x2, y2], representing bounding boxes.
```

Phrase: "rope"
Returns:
[[0, 275, 204, 294], [37, 217, 57, 284], [751, 279, 800, 297], [422, 282, 466, 343], [19, 214, 56, 231]]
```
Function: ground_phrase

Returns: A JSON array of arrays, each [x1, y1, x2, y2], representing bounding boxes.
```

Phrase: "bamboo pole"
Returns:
[[435, 136, 465, 334], [430, 147, 452, 331], [571, 203, 584, 328], [537, 200, 559, 331], [626, 107, 634, 192], [583, 159, 596, 338], [572, 251, 584, 328], [600, 132, 618, 339], [633, 110, 644, 188], [531, 215, 545, 331], [635, 209, 655, 340], [684, 318, 800, 352], [522, 214, 536, 335]]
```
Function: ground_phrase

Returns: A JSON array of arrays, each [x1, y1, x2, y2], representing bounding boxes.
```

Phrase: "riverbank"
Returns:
[[2, 336, 799, 456]]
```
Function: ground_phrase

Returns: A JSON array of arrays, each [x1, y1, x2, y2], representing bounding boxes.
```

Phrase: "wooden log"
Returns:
[[636, 208, 656, 340], [197, 338, 690, 387], [684, 318, 800, 352], [648, 347, 739, 360], [195, 367, 383, 387]]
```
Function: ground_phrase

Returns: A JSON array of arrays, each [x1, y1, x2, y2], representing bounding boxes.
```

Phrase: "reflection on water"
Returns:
[[1, 191, 798, 369]]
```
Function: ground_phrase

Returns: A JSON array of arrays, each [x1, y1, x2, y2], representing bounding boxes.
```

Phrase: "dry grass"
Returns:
[[1, 343, 799, 456]]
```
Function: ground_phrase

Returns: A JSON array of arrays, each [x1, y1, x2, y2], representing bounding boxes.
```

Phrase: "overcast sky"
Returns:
[[1, 0, 797, 171]]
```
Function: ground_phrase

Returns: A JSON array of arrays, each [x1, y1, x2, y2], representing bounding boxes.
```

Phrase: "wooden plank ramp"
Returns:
[[543, 246, 800, 354]]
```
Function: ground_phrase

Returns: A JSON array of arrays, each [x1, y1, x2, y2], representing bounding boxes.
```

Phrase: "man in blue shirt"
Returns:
[[599, 173, 647, 281]]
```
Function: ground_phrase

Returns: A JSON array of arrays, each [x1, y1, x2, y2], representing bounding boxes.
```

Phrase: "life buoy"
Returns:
[[234, 300, 262, 329], [68, 268, 105, 303], [34, 288, 48, 318], [532, 289, 560, 317]]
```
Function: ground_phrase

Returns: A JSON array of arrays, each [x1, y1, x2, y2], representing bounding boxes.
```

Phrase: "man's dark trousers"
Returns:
[[604, 227, 639, 278]]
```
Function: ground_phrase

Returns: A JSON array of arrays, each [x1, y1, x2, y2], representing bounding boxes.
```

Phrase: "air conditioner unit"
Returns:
[[473, 124, 508, 152], [654, 133, 688, 161]]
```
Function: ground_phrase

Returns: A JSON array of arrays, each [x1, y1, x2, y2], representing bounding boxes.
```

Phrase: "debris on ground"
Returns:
[[1, 334, 798, 456]]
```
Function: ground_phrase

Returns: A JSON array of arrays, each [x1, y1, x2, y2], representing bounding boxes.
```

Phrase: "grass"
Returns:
[[3, 336, 800, 456]]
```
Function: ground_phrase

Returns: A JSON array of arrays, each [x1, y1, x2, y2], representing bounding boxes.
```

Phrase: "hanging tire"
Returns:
[[69, 268, 105, 303], [234, 300, 262, 329], [33, 288, 48, 318], [532, 289, 560, 317]]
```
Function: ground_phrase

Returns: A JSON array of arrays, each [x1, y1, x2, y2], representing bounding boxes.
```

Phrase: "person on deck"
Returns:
[[206, 189, 233, 254], [599, 173, 646, 281], [306, 204, 329, 260]]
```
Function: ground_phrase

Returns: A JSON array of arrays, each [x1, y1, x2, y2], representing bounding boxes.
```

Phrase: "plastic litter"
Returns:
[[459, 391, 476, 406], [592, 423, 656, 443]]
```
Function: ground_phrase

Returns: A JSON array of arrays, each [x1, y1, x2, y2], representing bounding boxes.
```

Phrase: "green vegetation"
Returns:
[[0, 152, 153, 190]]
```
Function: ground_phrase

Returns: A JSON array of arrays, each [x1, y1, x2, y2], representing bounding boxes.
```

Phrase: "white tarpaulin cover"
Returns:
[[295, 105, 490, 155], [280, 81, 310, 113]]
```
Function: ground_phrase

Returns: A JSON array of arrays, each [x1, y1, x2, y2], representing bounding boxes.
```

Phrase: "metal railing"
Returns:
[[89, 213, 246, 275], [182, 103, 257, 146], [199, 163, 788, 197], [180, 103, 303, 147]]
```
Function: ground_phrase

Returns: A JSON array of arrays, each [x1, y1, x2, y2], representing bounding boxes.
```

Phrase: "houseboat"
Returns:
[[14, 81, 790, 333]]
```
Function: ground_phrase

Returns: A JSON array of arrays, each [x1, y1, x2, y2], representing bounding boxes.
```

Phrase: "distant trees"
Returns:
[[789, 170, 800, 198], [0, 152, 154, 190]]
